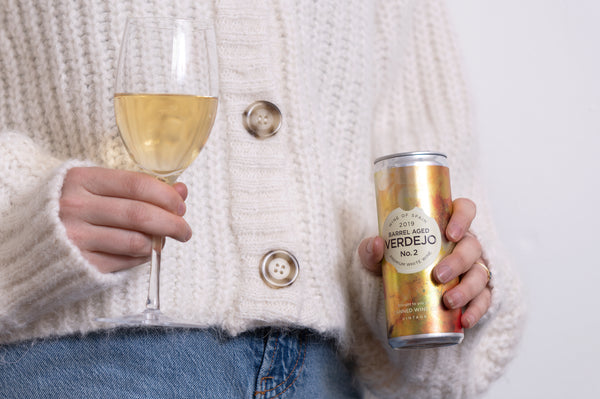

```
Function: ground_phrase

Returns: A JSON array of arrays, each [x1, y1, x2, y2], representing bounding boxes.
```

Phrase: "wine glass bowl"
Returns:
[[114, 93, 218, 184], [96, 17, 218, 327]]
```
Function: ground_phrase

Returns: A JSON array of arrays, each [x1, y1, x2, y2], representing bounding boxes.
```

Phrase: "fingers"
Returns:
[[358, 236, 385, 275], [435, 214, 491, 329], [441, 257, 492, 328], [61, 167, 191, 242], [68, 224, 152, 258], [446, 198, 476, 242], [358, 197, 490, 328], [79, 195, 192, 242], [358, 233, 492, 328], [60, 167, 192, 274], [68, 167, 187, 216], [83, 252, 151, 274], [440, 197, 491, 328], [441, 257, 487, 309], [433, 233, 482, 284], [461, 287, 492, 328], [172, 182, 188, 201]]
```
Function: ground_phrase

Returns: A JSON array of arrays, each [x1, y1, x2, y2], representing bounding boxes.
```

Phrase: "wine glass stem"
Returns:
[[146, 236, 164, 313]]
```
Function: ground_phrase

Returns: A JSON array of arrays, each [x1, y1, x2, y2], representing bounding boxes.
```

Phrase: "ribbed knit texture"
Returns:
[[0, 1, 524, 397]]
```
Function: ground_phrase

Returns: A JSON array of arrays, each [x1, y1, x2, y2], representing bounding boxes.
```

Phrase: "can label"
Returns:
[[374, 152, 463, 349], [382, 207, 442, 274]]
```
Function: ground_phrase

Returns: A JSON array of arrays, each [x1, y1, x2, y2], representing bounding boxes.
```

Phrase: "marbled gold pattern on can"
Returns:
[[374, 152, 463, 349]]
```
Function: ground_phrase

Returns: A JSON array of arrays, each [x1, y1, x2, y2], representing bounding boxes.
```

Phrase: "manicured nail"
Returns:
[[445, 291, 462, 309], [463, 314, 475, 329], [447, 223, 462, 241], [435, 264, 452, 283]]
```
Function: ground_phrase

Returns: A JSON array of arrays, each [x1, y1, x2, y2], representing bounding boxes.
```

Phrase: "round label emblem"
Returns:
[[382, 207, 442, 274]]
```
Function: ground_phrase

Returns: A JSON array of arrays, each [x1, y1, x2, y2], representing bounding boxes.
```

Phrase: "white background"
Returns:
[[447, 1, 600, 398]]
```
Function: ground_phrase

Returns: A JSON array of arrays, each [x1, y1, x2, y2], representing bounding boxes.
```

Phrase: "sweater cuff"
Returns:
[[0, 161, 126, 334]]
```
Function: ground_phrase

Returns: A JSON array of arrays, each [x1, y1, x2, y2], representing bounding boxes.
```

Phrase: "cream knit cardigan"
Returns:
[[0, 0, 524, 397]]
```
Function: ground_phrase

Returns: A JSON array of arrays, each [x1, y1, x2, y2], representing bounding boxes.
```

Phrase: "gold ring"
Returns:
[[475, 261, 492, 282]]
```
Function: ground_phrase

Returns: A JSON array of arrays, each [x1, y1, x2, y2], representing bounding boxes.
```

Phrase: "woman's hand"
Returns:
[[358, 198, 492, 328], [59, 167, 191, 274]]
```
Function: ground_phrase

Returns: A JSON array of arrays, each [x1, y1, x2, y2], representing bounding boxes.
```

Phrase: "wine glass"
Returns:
[[97, 17, 218, 327]]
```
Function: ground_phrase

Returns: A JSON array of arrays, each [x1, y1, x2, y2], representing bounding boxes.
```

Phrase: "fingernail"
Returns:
[[446, 223, 461, 241], [366, 237, 374, 254], [178, 202, 186, 216], [435, 264, 452, 283], [463, 314, 475, 329], [445, 291, 462, 309]]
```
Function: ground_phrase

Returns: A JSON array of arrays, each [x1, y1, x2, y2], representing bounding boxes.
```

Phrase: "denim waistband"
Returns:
[[0, 327, 361, 398]]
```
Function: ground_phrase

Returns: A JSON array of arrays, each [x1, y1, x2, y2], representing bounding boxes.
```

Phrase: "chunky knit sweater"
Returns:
[[0, 0, 524, 397]]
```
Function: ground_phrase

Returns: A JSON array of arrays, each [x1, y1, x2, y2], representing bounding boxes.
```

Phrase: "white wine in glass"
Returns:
[[97, 17, 218, 327], [114, 93, 218, 184]]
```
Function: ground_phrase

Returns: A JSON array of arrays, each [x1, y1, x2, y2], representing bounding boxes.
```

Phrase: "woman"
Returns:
[[0, 0, 523, 397]]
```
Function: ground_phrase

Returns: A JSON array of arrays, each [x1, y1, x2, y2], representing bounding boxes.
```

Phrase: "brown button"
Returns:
[[242, 101, 282, 138], [260, 250, 299, 288]]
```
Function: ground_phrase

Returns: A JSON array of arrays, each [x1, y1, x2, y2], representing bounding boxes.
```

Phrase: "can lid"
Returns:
[[374, 151, 447, 165]]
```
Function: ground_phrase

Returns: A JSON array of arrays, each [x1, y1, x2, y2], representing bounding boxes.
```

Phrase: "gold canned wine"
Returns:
[[373, 151, 463, 349]]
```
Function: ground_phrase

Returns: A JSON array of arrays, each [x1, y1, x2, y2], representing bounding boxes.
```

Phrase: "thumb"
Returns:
[[358, 236, 384, 276]]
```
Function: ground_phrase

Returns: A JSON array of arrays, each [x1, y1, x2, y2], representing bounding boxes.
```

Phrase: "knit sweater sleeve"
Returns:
[[347, 1, 525, 397], [0, 131, 125, 336]]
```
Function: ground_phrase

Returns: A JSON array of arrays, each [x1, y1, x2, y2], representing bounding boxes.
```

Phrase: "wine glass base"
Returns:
[[96, 310, 202, 328]]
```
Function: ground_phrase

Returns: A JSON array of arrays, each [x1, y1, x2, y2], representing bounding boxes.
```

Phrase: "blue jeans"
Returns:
[[0, 328, 362, 398]]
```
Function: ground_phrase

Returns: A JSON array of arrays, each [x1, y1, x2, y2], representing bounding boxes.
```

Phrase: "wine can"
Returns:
[[373, 151, 463, 349]]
